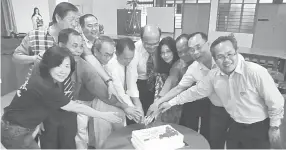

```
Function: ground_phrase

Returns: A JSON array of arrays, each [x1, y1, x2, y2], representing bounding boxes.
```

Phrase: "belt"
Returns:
[[232, 118, 269, 128]]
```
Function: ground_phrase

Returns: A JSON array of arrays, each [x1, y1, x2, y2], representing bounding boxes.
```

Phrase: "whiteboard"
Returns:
[[147, 7, 175, 33]]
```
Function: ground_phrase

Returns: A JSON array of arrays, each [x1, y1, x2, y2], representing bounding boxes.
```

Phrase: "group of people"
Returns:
[[1, 1, 284, 150]]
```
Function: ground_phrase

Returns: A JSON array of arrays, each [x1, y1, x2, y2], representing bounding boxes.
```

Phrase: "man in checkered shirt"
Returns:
[[13, 2, 80, 85]]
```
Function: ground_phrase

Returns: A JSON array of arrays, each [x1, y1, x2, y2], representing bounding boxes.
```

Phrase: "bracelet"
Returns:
[[105, 78, 113, 85]]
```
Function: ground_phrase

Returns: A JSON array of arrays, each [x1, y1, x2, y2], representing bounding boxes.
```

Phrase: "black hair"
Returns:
[[189, 32, 208, 42], [79, 14, 98, 28], [210, 35, 238, 58], [116, 38, 135, 55], [175, 34, 190, 43], [58, 28, 81, 45], [32, 7, 41, 18], [157, 36, 179, 74], [140, 26, 162, 39], [91, 35, 115, 54], [52, 2, 78, 24], [39, 45, 75, 79]]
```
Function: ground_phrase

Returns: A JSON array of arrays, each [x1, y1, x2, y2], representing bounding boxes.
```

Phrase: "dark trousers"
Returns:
[[179, 97, 211, 141], [1, 119, 39, 149], [209, 104, 232, 149], [40, 110, 77, 149], [137, 79, 155, 115], [226, 118, 270, 149]]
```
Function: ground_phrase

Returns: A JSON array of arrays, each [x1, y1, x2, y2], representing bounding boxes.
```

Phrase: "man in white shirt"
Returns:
[[79, 14, 120, 103], [105, 38, 144, 125], [91, 36, 142, 148], [160, 35, 284, 149], [131, 24, 161, 114], [147, 32, 230, 148]]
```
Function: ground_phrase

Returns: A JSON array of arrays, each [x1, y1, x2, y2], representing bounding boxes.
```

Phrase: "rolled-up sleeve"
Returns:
[[13, 32, 31, 56], [169, 72, 214, 106], [255, 68, 284, 127]]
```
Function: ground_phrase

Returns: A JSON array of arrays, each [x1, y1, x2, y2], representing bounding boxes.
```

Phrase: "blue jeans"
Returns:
[[1, 120, 39, 149]]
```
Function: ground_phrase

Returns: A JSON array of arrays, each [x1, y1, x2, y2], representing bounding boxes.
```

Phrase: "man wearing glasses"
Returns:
[[147, 32, 220, 148], [130, 24, 161, 114], [159, 35, 284, 149]]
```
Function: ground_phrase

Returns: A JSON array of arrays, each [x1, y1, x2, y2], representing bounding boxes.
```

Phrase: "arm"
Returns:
[[255, 68, 284, 127], [168, 72, 214, 106], [13, 32, 37, 64], [156, 64, 197, 105], [157, 65, 181, 99], [84, 55, 111, 81]]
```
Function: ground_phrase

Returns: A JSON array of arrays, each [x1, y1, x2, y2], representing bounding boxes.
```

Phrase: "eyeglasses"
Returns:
[[189, 42, 207, 54], [215, 52, 237, 61]]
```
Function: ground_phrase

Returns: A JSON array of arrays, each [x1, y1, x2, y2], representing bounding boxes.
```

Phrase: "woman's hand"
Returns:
[[100, 112, 122, 123]]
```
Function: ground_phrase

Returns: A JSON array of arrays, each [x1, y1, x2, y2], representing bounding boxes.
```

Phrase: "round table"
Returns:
[[102, 122, 210, 149]]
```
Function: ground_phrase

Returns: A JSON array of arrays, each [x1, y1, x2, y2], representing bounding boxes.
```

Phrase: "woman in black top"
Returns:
[[1, 46, 121, 149]]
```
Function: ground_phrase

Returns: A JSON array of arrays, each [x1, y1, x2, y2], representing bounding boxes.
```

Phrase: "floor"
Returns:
[[1, 91, 286, 149]]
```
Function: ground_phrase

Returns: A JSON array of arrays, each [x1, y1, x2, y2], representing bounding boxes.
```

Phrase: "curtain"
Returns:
[[1, 0, 17, 36]]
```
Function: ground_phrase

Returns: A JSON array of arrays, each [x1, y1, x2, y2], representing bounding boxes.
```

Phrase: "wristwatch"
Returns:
[[105, 78, 113, 85]]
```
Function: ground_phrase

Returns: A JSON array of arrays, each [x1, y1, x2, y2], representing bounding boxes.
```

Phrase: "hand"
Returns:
[[158, 102, 172, 113], [124, 107, 142, 123], [101, 112, 122, 123], [146, 102, 160, 117], [136, 106, 144, 123], [269, 127, 281, 146]]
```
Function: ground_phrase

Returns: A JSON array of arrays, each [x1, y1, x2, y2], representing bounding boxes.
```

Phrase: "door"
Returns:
[[252, 4, 286, 49], [182, 4, 211, 34]]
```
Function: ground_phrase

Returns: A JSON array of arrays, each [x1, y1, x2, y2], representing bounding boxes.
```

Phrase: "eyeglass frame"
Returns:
[[215, 51, 237, 61]]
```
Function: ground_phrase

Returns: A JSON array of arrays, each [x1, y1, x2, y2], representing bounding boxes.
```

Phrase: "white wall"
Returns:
[[93, 0, 128, 35], [208, 0, 253, 48], [12, 0, 50, 33]]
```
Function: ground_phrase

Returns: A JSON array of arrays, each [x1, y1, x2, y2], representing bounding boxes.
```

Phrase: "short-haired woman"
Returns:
[[1, 46, 121, 149]]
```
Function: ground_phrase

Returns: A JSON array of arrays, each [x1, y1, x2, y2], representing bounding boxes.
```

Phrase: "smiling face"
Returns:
[[160, 44, 174, 64], [176, 38, 192, 62], [82, 16, 99, 41], [188, 34, 209, 63], [213, 40, 238, 75], [49, 57, 71, 82], [64, 34, 84, 56]]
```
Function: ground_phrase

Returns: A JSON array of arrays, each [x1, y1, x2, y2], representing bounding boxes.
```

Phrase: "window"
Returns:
[[137, 0, 154, 27], [216, 0, 257, 34], [166, 0, 211, 29]]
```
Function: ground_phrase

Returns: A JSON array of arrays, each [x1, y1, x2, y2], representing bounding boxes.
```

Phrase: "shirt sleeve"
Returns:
[[13, 32, 31, 56], [126, 59, 139, 98], [81, 60, 109, 101], [178, 62, 197, 88], [169, 71, 214, 106], [255, 67, 284, 127], [41, 88, 70, 109]]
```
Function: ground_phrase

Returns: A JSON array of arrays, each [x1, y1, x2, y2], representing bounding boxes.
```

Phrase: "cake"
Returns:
[[131, 125, 185, 150]]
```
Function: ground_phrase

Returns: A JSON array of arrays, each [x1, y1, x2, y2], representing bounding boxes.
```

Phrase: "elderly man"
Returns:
[[13, 2, 79, 86], [131, 24, 161, 115], [90, 36, 142, 148], [159, 35, 284, 149], [79, 14, 120, 103], [40, 29, 128, 149]]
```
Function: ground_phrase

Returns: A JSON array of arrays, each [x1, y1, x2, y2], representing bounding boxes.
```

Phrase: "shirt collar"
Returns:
[[199, 58, 217, 71], [82, 34, 93, 47]]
